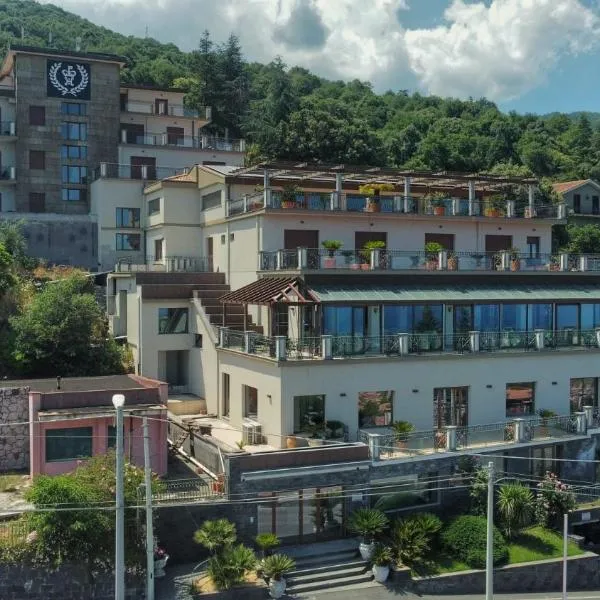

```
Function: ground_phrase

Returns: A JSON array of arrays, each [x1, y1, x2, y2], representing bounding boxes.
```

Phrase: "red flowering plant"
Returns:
[[535, 472, 576, 529]]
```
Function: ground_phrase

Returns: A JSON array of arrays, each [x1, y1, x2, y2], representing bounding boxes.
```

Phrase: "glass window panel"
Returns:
[[433, 387, 469, 428], [158, 307, 189, 334], [115, 233, 141, 251], [570, 378, 598, 412], [581, 304, 600, 329], [474, 304, 500, 332], [528, 304, 552, 331], [383, 305, 412, 334], [506, 382, 535, 417], [502, 304, 527, 331], [323, 306, 352, 336], [413, 304, 443, 333], [556, 305, 579, 330], [45, 427, 93, 462], [358, 390, 393, 428], [352, 307, 365, 336], [293, 395, 325, 433], [454, 305, 472, 334]]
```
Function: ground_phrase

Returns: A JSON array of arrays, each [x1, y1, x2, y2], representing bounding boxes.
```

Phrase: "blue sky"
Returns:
[[41, 0, 600, 115]]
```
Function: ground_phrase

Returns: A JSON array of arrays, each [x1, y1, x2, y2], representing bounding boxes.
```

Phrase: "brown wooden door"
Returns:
[[167, 127, 185, 146], [354, 231, 387, 249], [284, 230, 319, 249], [425, 233, 455, 250], [130, 156, 156, 180], [207, 237, 214, 272], [155, 99, 168, 115], [485, 235, 512, 252]]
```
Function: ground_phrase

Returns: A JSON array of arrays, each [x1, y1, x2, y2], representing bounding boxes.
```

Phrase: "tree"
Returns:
[[10, 273, 124, 377], [194, 519, 237, 554], [497, 482, 534, 539], [469, 467, 489, 516], [565, 224, 600, 254]]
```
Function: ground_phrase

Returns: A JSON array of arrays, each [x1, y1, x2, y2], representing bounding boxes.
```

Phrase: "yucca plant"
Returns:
[[261, 553, 296, 582], [347, 508, 388, 544], [207, 543, 256, 590], [371, 543, 393, 567], [390, 517, 430, 566], [497, 482, 534, 539], [255, 532, 280, 557], [193, 519, 237, 554]]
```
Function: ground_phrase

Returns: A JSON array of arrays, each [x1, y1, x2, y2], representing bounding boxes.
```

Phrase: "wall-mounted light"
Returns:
[[412, 389, 419, 394], [300, 220, 304, 224], [486, 384, 492, 389], [439, 225, 443, 229], [552, 382, 557, 386], [340, 393, 347, 397], [267, 394, 272, 403], [497, 227, 502, 231]]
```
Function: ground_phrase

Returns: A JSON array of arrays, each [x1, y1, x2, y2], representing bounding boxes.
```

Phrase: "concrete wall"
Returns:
[[216, 348, 600, 441], [118, 145, 243, 171], [0, 387, 30, 472]]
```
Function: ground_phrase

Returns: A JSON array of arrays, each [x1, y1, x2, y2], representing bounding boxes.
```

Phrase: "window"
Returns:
[[61, 165, 87, 184], [62, 188, 87, 202], [243, 385, 258, 418], [154, 238, 163, 260], [115, 233, 141, 251], [570, 378, 598, 413], [29, 150, 45, 170], [433, 387, 469, 428], [506, 382, 535, 417], [45, 427, 93, 462], [61, 102, 87, 116], [116, 207, 140, 228], [148, 198, 160, 215], [474, 304, 500, 332], [358, 390, 393, 428], [202, 191, 222, 210], [61, 122, 87, 141], [61, 145, 87, 160], [158, 307, 188, 334], [194, 334, 203, 348], [593, 196, 600, 215], [155, 98, 168, 115], [29, 106, 45, 126], [532, 446, 557, 478], [29, 192, 45, 212], [222, 373, 230, 418], [574, 194, 581, 213], [581, 304, 600, 329], [528, 304, 552, 330], [526, 236, 540, 258], [293, 395, 325, 433]]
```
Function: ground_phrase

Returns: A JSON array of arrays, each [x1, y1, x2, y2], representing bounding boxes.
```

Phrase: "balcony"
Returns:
[[259, 248, 600, 274], [218, 328, 600, 361], [0, 166, 16, 183], [123, 102, 211, 120], [227, 190, 566, 220], [115, 256, 209, 273], [0, 121, 16, 138], [120, 130, 245, 152], [91, 163, 185, 182], [358, 412, 587, 461]]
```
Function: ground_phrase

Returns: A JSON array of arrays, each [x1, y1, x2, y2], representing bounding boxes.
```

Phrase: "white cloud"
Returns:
[[38, 0, 600, 101], [405, 0, 600, 100]]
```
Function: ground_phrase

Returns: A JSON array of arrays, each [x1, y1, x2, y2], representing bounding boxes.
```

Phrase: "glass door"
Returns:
[[302, 487, 344, 542]]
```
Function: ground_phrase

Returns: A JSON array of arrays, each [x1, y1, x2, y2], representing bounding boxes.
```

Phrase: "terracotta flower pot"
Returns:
[[434, 206, 445, 216], [323, 257, 336, 269]]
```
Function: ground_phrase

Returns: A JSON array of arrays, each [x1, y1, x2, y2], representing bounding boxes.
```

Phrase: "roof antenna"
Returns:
[[75, 36, 82, 52], [145, 25, 149, 38]]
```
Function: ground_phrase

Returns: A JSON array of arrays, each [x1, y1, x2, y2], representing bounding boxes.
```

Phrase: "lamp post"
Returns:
[[112, 393, 126, 600]]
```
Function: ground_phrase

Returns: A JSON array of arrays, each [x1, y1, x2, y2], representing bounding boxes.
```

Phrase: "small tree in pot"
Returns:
[[262, 553, 296, 598], [391, 420, 415, 449], [255, 533, 280, 558], [371, 543, 393, 583], [424, 241, 443, 270], [321, 240, 343, 268], [359, 183, 395, 213], [425, 191, 447, 216], [362, 240, 386, 270], [348, 507, 388, 560]]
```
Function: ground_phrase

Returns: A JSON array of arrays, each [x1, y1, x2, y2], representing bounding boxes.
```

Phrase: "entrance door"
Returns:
[[167, 126, 185, 146], [284, 229, 319, 268], [121, 123, 145, 145], [207, 237, 214, 272], [130, 156, 156, 180], [155, 98, 169, 115]]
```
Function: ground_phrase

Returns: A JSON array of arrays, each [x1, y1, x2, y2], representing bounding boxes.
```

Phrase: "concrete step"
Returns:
[[287, 563, 369, 586], [286, 571, 374, 595], [291, 580, 380, 597], [292, 550, 359, 570], [288, 559, 366, 578]]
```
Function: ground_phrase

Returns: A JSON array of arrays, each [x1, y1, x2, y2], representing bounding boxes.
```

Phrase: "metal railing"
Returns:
[[227, 190, 566, 220], [115, 256, 209, 273], [139, 477, 226, 504], [91, 163, 185, 182], [218, 328, 600, 361], [121, 131, 244, 152], [258, 248, 600, 273], [123, 101, 210, 119]]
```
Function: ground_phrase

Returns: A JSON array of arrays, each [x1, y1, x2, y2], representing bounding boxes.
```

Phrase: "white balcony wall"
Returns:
[[118, 146, 244, 172]]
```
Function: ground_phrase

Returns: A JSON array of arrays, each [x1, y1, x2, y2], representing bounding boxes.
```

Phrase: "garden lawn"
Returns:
[[507, 526, 584, 564]]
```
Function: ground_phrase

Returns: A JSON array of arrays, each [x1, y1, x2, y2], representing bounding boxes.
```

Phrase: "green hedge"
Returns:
[[442, 515, 508, 569]]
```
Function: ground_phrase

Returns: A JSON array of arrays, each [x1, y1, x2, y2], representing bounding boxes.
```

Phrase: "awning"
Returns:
[[309, 283, 600, 303], [220, 277, 317, 305]]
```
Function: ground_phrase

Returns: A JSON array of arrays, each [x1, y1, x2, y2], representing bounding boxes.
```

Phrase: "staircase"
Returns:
[[283, 541, 375, 596]]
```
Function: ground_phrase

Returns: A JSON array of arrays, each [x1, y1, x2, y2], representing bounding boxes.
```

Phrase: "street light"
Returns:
[[112, 393, 125, 600]]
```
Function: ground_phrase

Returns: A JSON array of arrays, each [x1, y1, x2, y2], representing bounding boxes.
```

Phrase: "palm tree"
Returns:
[[347, 508, 388, 543], [497, 482, 534, 539], [194, 519, 237, 554]]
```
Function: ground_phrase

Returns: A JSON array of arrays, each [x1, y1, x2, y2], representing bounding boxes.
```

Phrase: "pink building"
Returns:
[[12, 374, 169, 477]]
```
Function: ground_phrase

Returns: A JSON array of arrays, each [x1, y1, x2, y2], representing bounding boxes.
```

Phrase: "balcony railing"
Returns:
[[123, 102, 210, 120], [91, 163, 186, 182], [0, 121, 15, 136], [358, 413, 585, 461], [115, 256, 210, 273], [258, 248, 600, 273], [218, 328, 600, 361], [120, 130, 245, 152], [227, 190, 566, 220]]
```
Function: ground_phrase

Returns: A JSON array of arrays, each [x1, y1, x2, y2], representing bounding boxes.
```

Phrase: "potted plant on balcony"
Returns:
[[486, 194, 506, 218], [307, 418, 327, 446], [538, 408, 557, 437], [424, 241, 443, 271], [341, 250, 358, 270], [348, 508, 389, 560], [321, 240, 343, 268], [262, 553, 296, 598], [509, 247, 521, 271], [359, 183, 394, 213], [371, 544, 393, 583], [325, 420, 345, 439], [426, 191, 447, 216], [447, 251, 459, 271], [280, 183, 300, 209], [362, 240, 386, 270], [391, 420, 415, 449]]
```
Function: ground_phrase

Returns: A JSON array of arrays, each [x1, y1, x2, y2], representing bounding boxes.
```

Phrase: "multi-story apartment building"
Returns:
[[0, 45, 245, 269], [107, 161, 600, 545]]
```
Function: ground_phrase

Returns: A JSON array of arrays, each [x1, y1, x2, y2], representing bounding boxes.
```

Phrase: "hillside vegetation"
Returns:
[[2, 0, 600, 180]]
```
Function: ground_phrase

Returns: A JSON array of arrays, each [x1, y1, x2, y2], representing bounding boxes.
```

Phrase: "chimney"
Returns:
[[56, 376, 61, 390]]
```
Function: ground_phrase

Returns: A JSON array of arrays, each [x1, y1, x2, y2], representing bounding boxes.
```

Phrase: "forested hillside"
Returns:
[[2, 0, 600, 181]]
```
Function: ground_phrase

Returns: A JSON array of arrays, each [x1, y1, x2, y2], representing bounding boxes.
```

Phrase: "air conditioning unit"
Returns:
[[242, 419, 262, 445]]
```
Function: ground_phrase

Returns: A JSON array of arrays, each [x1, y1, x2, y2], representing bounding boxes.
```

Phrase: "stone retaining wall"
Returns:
[[0, 387, 30, 471], [411, 552, 600, 595]]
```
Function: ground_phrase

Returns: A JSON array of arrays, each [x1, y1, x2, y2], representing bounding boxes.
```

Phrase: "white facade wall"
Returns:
[[217, 349, 599, 444], [118, 146, 244, 172], [188, 305, 220, 404]]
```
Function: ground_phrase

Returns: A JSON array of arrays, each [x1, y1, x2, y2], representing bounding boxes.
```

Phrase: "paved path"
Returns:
[[308, 590, 600, 600]]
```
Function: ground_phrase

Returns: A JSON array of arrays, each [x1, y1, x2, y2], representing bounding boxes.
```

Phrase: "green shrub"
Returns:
[[207, 543, 256, 590], [194, 519, 237, 554], [261, 553, 295, 581], [411, 512, 443, 546], [497, 482, 534, 539], [374, 492, 423, 511], [390, 518, 430, 566], [255, 533, 280, 555], [347, 508, 388, 543], [442, 515, 508, 569]]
